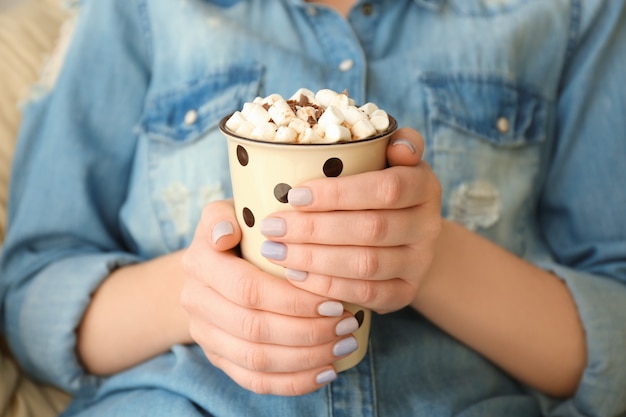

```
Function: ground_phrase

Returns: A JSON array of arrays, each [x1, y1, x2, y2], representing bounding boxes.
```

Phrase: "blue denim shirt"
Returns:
[[1, 0, 626, 416]]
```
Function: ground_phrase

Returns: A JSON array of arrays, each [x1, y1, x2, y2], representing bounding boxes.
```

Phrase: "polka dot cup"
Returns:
[[220, 114, 397, 372]]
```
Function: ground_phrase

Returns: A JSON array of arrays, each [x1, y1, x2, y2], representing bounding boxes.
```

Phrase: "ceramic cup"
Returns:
[[220, 114, 397, 372]]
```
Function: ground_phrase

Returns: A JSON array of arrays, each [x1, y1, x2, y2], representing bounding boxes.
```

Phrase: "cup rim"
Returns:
[[219, 113, 398, 146]]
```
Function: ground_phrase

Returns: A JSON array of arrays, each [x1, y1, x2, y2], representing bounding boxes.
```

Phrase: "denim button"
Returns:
[[496, 116, 509, 134], [184, 109, 198, 125], [338, 59, 354, 72]]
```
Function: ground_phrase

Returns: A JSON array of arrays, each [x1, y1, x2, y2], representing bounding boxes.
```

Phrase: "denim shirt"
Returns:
[[1, 0, 626, 416]]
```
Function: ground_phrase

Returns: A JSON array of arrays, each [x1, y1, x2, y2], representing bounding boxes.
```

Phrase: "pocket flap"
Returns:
[[422, 74, 548, 147], [138, 64, 262, 143]]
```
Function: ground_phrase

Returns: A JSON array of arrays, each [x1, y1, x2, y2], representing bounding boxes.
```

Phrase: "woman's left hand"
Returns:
[[260, 128, 442, 314]]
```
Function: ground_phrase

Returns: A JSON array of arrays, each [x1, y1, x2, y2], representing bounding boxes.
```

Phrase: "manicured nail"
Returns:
[[211, 221, 234, 244], [333, 336, 358, 357], [317, 301, 344, 317], [315, 369, 337, 385], [260, 217, 286, 237], [285, 268, 308, 281], [335, 317, 359, 336], [260, 241, 287, 260], [288, 187, 313, 206], [390, 138, 416, 154]]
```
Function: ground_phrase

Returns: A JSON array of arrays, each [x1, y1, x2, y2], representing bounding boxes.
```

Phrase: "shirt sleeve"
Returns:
[[0, 0, 150, 393], [531, 2, 626, 416]]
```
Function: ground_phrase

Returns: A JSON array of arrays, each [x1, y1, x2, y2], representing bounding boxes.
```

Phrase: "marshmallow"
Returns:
[[235, 120, 256, 137], [243, 103, 271, 126], [359, 102, 379, 116], [275, 126, 298, 143], [288, 117, 309, 134], [299, 127, 323, 144], [268, 99, 296, 126], [315, 89, 339, 108], [289, 88, 316, 103], [262, 93, 283, 106], [324, 124, 352, 142], [317, 105, 344, 130], [296, 106, 318, 123], [250, 122, 277, 141], [351, 118, 377, 139], [341, 105, 367, 126], [225, 111, 246, 132], [369, 109, 390, 132]]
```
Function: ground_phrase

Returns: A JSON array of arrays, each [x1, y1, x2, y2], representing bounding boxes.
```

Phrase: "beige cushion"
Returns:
[[0, 0, 69, 243], [1, 1, 73, 416]]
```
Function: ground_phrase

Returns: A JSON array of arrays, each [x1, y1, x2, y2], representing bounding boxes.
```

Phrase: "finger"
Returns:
[[288, 273, 419, 314], [197, 199, 242, 251], [386, 127, 424, 167], [262, 206, 436, 247], [182, 247, 344, 318], [196, 284, 359, 346], [207, 351, 337, 396], [262, 241, 415, 281], [287, 164, 432, 212], [196, 322, 357, 374]]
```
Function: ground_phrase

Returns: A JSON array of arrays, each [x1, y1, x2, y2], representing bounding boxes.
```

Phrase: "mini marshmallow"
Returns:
[[289, 88, 316, 103], [341, 105, 367, 126], [225, 111, 246, 132], [298, 127, 323, 144], [250, 122, 277, 141], [288, 117, 309, 134], [330, 92, 350, 108], [315, 89, 339, 108], [275, 126, 298, 143], [235, 120, 256, 137], [369, 109, 390, 132], [244, 103, 271, 126], [317, 105, 344, 130], [351, 118, 377, 139], [359, 102, 379, 116], [262, 93, 283, 106], [268, 99, 296, 126], [324, 124, 352, 142]]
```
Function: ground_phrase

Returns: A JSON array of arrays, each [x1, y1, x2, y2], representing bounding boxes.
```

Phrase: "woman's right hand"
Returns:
[[181, 199, 359, 396]]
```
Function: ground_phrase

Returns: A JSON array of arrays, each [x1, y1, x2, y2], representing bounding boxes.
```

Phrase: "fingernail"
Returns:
[[315, 369, 337, 385], [212, 221, 234, 244], [285, 268, 308, 281], [390, 138, 416, 154], [260, 241, 287, 260], [333, 336, 358, 357], [288, 187, 313, 206], [260, 217, 286, 237], [335, 316, 359, 336], [317, 301, 344, 317]]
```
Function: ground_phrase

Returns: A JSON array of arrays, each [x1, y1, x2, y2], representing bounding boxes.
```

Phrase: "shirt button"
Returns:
[[184, 109, 198, 125], [338, 59, 354, 72], [496, 116, 509, 134], [306, 6, 318, 16], [361, 3, 374, 16]]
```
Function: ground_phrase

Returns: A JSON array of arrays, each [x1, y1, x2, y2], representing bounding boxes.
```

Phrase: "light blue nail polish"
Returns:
[[211, 221, 234, 244], [333, 336, 358, 357], [335, 317, 359, 336], [288, 187, 313, 206], [315, 369, 337, 385], [391, 138, 416, 154], [317, 301, 344, 317], [285, 268, 308, 281], [260, 217, 286, 237], [260, 241, 287, 260]]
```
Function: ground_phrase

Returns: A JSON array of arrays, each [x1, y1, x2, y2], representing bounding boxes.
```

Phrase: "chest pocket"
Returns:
[[130, 64, 262, 252], [421, 73, 550, 255]]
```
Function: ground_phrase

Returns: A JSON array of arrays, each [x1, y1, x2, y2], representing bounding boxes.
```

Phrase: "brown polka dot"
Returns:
[[355, 310, 365, 328], [273, 183, 292, 203], [242, 207, 255, 227], [237, 145, 249, 166], [323, 157, 343, 177]]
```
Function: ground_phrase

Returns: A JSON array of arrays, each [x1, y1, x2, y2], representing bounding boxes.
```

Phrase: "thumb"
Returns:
[[386, 127, 425, 167], [198, 199, 242, 252]]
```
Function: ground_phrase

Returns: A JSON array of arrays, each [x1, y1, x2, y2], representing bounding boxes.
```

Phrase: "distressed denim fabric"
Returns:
[[1, 0, 626, 416]]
